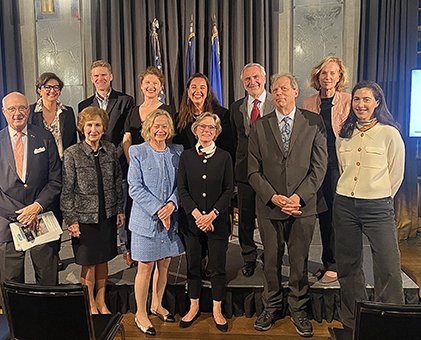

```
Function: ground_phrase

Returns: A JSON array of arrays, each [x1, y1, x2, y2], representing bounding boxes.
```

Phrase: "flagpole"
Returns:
[[186, 15, 196, 82], [150, 18, 165, 102], [210, 19, 223, 105]]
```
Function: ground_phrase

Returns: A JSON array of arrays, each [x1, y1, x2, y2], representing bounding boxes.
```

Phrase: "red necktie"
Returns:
[[14, 131, 24, 179], [250, 99, 260, 125]]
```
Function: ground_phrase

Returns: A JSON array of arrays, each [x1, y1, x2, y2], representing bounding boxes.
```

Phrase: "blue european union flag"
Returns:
[[210, 23, 223, 105], [186, 29, 196, 82]]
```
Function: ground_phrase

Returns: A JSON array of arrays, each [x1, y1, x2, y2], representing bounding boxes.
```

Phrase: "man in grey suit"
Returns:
[[230, 63, 275, 277], [0, 92, 62, 285], [249, 74, 327, 336]]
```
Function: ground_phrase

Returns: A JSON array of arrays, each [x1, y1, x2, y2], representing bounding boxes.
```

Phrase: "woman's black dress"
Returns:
[[72, 152, 117, 265]]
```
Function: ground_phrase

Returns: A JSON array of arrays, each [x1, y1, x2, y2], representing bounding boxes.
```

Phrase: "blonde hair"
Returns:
[[141, 109, 175, 142], [309, 56, 348, 92], [77, 107, 109, 133], [90, 60, 112, 73], [191, 112, 222, 139]]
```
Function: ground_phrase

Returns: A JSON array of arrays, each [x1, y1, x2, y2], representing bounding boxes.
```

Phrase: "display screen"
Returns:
[[409, 69, 421, 137]]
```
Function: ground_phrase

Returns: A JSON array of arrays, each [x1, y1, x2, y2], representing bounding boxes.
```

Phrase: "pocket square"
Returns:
[[34, 147, 46, 154]]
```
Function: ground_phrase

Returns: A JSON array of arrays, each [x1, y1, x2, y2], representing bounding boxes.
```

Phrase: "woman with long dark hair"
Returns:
[[333, 80, 404, 334], [173, 73, 233, 156]]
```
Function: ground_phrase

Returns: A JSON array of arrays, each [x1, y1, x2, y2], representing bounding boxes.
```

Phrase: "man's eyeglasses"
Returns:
[[42, 85, 61, 92], [197, 124, 217, 131], [5, 106, 28, 114]]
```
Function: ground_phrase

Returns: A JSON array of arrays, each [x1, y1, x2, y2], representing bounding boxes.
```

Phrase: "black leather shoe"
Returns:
[[328, 326, 353, 340], [179, 312, 200, 328], [290, 314, 313, 337], [151, 309, 176, 322], [254, 310, 275, 331], [242, 262, 256, 277], [214, 319, 228, 332], [135, 317, 156, 336]]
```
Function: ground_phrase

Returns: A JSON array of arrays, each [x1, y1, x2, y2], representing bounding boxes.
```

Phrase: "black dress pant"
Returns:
[[0, 241, 58, 285], [237, 182, 258, 263], [258, 216, 315, 315], [184, 232, 228, 302], [333, 194, 404, 329], [318, 164, 339, 270]]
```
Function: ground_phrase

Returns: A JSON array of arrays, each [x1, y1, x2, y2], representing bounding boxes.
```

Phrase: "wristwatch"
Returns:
[[213, 208, 220, 217]]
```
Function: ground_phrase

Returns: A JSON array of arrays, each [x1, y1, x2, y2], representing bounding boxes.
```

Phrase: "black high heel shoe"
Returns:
[[151, 309, 176, 322], [213, 316, 228, 332], [134, 316, 156, 336], [179, 311, 201, 328]]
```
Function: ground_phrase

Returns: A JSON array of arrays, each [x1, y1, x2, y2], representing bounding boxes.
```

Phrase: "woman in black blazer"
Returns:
[[173, 73, 234, 158], [177, 112, 233, 332], [29, 72, 77, 270], [29, 72, 77, 159]]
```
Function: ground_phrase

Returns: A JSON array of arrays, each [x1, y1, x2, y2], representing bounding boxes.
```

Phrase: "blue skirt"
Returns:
[[131, 228, 184, 262]]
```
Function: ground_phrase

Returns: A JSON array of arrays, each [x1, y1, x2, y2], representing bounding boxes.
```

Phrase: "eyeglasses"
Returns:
[[5, 106, 28, 114], [197, 124, 217, 131], [42, 85, 61, 92]]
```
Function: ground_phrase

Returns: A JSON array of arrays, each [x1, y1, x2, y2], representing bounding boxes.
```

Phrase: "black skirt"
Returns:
[[71, 149, 118, 266]]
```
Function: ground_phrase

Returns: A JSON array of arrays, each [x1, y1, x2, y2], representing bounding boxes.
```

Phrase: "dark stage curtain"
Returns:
[[90, 0, 279, 109], [0, 0, 24, 129], [358, 0, 419, 239]]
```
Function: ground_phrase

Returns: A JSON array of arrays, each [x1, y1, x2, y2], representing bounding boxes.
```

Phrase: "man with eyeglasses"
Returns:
[[248, 74, 327, 336], [0, 92, 61, 286], [230, 63, 275, 278]]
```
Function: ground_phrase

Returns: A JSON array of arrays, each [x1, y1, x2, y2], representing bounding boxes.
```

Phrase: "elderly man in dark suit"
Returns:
[[249, 74, 327, 336], [0, 92, 62, 285], [230, 63, 275, 277]]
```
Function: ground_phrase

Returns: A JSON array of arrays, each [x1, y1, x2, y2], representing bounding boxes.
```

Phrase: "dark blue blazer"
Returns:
[[0, 124, 62, 242], [29, 103, 77, 152]]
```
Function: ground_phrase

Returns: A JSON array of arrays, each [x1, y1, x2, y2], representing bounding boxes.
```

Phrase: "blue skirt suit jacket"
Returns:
[[127, 142, 184, 261]]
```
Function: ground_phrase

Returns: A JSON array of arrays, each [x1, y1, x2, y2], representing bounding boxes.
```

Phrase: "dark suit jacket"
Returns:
[[78, 89, 134, 174], [230, 94, 274, 183], [29, 103, 77, 152], [173, 105, 235, 159], [78, 89, 134, 148], [177, 147, 233, 238], [248, 108, 327, 219], [0, 124, 62, 242]]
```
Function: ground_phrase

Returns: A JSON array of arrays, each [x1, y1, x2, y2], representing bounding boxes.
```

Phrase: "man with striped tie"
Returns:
[[248, 74, 327, 337]]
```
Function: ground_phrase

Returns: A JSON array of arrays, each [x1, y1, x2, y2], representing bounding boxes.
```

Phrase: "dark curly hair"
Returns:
[[339, 80, 399, 138]]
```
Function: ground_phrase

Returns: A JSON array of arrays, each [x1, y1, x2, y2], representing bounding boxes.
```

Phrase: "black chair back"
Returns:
[[354, 300, 421, 340], [1, 282, 95, 340]]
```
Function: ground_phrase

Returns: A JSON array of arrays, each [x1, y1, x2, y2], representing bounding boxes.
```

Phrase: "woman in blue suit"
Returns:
[[128, 109, 184, 336]]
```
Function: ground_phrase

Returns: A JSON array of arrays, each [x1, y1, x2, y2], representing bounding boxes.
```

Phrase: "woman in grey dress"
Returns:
[[128, 109, 184, 335], [61, 107, 125, 314]]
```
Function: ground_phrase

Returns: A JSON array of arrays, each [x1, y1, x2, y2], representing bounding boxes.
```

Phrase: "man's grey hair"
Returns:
[[240, 63, 267, 80], [270, 73, 299, 90]]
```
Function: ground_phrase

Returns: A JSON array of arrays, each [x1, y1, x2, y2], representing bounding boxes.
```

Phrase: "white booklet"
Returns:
[[10, 211, 62, 251]]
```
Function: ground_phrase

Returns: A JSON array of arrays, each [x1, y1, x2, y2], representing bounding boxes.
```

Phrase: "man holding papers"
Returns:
[[0, 92, 62, 285]]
